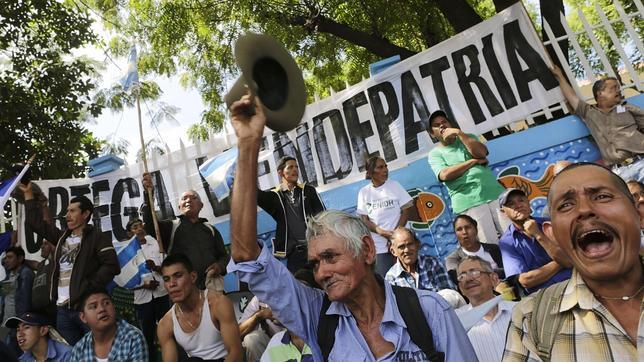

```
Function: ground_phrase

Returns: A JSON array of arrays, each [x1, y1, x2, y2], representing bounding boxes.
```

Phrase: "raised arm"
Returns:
[[19, 182, 63, 244], [230, 94, 266, 262], [551, 65, 580, 111]]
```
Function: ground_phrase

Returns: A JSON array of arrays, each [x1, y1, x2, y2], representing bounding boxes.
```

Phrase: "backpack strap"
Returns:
[[317, 295, 338, 362], [392, 286, 445, 362], [529, 281, 568, 360]]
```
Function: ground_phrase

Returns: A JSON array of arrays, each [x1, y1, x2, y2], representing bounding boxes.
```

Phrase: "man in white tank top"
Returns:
[[157, 254, 242, 361]]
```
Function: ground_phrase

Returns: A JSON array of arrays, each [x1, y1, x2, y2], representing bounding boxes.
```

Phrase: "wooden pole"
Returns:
[[136, 87, 165, 254]]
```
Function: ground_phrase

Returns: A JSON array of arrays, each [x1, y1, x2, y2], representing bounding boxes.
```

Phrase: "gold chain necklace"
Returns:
[[177, 292, 203, 329], [594, 285, 644, 301]]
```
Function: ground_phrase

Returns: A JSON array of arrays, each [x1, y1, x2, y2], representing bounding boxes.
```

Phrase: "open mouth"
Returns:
[[575, 228, 615, 258], [17, 338, 25, 346], [98, 314, 110, 322]]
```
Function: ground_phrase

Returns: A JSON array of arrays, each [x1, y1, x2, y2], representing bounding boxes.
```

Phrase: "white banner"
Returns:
[[18, 3, 562, 257]]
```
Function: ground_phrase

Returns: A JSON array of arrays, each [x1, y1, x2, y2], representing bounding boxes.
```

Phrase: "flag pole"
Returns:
[[135, 86, 165, 254]]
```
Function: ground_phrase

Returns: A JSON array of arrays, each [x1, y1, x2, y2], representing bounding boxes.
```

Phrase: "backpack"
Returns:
[[168, 219, 216, 253], [527, 281, 568, 360], [317, 285, 445, 362]]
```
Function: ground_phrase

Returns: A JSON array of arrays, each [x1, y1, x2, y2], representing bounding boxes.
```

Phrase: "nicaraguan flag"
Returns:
[[0, 163, 30, 207], [120, 45, 139, 92], [199, 147, 238, 201], [110, 236, 152, 290]]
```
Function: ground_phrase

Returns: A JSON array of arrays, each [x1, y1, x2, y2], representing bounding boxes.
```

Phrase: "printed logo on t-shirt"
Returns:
[[396, 350, 427, 361], [366, 198, 398, 214]]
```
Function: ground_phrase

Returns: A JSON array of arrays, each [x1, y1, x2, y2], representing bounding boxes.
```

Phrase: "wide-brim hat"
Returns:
[[224, 33, 307, 133]]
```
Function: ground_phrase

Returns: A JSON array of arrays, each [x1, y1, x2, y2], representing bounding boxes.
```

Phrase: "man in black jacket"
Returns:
[[257, 156, 325, 272], [20, 182, 120, 345], [141, 174, 229, 290]]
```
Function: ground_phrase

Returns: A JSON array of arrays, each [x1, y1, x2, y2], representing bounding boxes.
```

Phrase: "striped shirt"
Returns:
[[457, 300, 516, 362], [385, 254, 456, 292], [503, 269, 643, 361]]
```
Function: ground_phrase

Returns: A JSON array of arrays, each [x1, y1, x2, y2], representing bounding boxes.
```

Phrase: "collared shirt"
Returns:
[[229, 245, 476, 361], [70, 319, 148, 361], [261, 330, 313, 362], [133, 235, 168, 305], [574, 100, 644, 165], [19, 338, 71, 362], [385, 254, 456, 292], [240, 296, 285, 337], [503, 269, 643, 361], [457, 300, 516, 362], [499, 217, 571, 294]]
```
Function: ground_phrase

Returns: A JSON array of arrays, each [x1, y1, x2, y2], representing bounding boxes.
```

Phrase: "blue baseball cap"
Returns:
[[4, 312, 51, 328]]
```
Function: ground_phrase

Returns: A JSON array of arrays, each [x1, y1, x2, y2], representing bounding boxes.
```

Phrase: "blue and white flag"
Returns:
[[110, 236, 152, 290], [0, 162, 30, 207], [199, 147, 238, 201], [120, 45, 139, 92]]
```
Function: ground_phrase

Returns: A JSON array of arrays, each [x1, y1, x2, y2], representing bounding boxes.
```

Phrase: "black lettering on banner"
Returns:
[[91, 180, 110, 235], [367, 82, 399, 162], [312, 109, 353, 184], [504, 20, 558, 101], [69, 184, 91, 199], [295, 123, 319, 186], [48, 186, 69, 230], [400, 71, 431, 154], [149, 171, 175, 220], [196, 157, 231, 217], [342, 92, 378, 172], [452, 44, 504, 125], [482, 33, 518, 110], [418, 57, 458, 125], [111, 178, 140, 241]]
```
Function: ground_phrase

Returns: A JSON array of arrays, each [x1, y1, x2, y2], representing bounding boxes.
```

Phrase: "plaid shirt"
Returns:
[[503, 269, 643, 361], [70, 319, 148, 361], [384, 254, 456, 292]]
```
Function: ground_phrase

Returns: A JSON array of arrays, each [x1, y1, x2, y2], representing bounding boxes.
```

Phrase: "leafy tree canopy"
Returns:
[[0, 0, 105, 179]]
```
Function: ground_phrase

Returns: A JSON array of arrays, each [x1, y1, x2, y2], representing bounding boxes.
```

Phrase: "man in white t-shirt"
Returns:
[[126, 218, 169, 362]]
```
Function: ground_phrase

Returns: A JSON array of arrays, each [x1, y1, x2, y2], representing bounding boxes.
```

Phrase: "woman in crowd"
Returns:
[[356, 156, 414, 277]]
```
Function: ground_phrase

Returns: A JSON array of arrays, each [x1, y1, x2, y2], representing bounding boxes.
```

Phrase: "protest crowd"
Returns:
[[1, 10, 643, 362]]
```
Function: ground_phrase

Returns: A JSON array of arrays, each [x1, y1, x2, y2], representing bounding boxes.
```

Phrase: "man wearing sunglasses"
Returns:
[[456, 255, 516, 362]]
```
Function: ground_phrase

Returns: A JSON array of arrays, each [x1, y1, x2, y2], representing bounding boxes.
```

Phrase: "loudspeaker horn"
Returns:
[[224, 33, 307, 133]]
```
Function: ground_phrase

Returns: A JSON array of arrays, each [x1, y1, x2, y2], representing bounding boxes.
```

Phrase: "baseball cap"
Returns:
[[497, 188, 527, 207], [4, 312, 51, 329], [428, 110, 448, 126]]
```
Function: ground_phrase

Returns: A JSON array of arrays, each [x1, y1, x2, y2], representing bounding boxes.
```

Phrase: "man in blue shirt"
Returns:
[[385, 227, 456, 292], [227, 94, 476, 361], [5, 312, 70, 362], [498, 188, 572, 295]]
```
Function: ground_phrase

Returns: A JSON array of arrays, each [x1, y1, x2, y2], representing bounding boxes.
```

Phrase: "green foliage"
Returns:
[[0, 0, 104, 179]]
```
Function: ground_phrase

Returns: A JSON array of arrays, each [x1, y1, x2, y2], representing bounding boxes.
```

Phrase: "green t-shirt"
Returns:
[[427, 134, 504, 213]]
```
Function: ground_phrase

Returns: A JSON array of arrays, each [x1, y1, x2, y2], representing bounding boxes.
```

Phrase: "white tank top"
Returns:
[[171, 290, 227, 360]]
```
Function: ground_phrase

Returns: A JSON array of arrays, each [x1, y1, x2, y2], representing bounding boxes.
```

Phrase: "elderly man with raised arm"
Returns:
[[227, 94, 476, 361]]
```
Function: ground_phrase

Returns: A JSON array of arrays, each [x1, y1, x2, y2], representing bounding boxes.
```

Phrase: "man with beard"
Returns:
[[427, 110, 506, 245], [551, 66, 644, 182], [257, 156, 325, 273], [142, 176, 229, 290], [157, 253, 242, 361], [498, 188, 572, 295], [227, 94, 475, 361], [504, 162, 643, 361]]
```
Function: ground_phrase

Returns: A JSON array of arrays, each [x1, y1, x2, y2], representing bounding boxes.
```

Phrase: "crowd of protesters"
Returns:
[[1, 68, 642, 362]]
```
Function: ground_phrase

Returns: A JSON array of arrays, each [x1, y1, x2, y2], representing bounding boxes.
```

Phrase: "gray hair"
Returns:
[[181, 189, 202, 202], [457, 255, 493, 273], [306, 210, 369, 258]]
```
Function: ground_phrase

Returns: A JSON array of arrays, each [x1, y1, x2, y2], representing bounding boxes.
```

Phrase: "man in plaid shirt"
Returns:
[[70, 288, 148, 361], [384, 227, 456, 292]]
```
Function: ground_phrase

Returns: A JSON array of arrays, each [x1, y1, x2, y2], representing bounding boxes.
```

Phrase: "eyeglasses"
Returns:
[[457, 269, 492, 282]]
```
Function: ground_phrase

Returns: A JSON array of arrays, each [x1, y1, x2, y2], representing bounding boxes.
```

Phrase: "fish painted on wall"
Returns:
[[497, 164, 556, 201], [407, 189, 446, 228]]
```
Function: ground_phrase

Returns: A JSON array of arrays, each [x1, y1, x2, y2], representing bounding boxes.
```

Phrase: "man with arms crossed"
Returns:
[[227, 94, 475, 361], [157, 254, 242, 362]]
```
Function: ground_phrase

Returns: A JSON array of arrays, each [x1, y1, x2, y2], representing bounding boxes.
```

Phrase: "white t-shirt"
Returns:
[[462, 245, 498, 270], [57, 234, 82, 306], [356, 180, 413, 253], [133, 235, 168, 305]]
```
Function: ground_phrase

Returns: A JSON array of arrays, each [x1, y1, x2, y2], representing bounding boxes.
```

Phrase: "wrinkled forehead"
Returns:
[[548, 164, 618, 203], [180, 190, 200, 200]]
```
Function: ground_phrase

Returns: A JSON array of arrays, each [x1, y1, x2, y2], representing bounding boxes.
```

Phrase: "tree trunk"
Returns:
[[434, 0, 483, 33]]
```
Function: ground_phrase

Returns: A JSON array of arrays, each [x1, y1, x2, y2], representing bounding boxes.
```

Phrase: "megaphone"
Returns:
[[224, 33, 307, 133]]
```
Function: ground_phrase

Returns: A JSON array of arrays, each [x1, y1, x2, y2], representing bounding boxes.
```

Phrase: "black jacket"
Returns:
[[25, 200, 120, 309], [257, 183, 325, 256]]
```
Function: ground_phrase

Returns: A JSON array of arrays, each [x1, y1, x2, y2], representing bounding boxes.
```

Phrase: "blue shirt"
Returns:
[[70, 319, 148, 362], [19, 338, 71, 362], [499, 217, 571, 294], [385, 254, 456, 292], [229, 245, 476, 361]]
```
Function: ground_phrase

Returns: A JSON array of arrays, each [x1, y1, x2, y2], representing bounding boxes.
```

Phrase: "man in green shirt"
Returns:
[[427, 110, 506, 245]]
